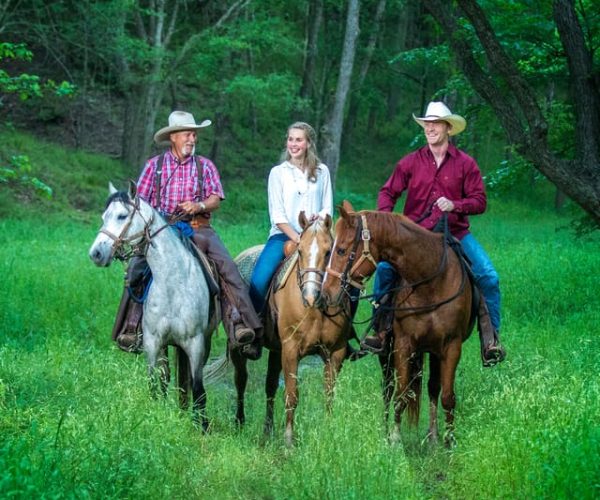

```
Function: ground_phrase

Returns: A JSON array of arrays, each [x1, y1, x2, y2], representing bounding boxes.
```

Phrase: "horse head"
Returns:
[[88, 181, 153, 266], [322, 200, 378, 307], [296, 211, 333, 308]]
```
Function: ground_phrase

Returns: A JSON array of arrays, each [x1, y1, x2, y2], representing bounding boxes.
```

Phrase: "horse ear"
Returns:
[[298, 210, 308, 230], [108, 182, 117, 195], [128, 179, 137, 199], [324, 213, 332, 229], [338, 200, 355, 222]]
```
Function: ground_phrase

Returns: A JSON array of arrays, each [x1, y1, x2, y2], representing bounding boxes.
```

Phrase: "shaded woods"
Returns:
[[1, 0, 599, 223]]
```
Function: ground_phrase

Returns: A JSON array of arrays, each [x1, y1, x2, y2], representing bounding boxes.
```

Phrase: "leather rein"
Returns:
[[326, 212, 468, 314], [100, 196, 170, 261]]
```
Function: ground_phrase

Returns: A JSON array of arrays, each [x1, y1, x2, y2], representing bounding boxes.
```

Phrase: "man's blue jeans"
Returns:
[[249, 233, 288, 314], [373, 232, 501, 331]]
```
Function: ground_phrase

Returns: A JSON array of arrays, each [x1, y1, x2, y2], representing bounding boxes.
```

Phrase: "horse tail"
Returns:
[[406, 352, 424, 426], [203, 353, 230, 385]]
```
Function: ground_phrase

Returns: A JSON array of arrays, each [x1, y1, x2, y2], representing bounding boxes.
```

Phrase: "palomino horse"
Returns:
[[233, 213, 352, 447], [89, 182, 222, 430], [323, 201, 474, 447]]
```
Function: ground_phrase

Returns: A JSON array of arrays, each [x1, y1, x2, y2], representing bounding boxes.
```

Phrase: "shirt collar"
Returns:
[[166, 149, 194, 166]]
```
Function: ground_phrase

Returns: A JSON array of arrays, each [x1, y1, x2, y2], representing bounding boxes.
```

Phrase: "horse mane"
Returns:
[[356, 210, 443, 267], [361, 210, 437, 240]]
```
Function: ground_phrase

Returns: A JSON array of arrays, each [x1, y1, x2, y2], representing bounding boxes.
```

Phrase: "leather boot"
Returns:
[[360, 294, 394, 354], [478, 299, 506, 367]]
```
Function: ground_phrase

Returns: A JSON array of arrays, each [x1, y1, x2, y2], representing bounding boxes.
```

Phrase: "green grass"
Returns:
[[1, 131, 599, 498]]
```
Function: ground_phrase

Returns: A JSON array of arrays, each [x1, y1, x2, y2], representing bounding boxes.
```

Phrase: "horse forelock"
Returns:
[[105, 190, 131, 210]]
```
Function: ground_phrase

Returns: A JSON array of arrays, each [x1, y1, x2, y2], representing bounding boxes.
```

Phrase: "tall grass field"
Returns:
[[1, 132, 599, 498]]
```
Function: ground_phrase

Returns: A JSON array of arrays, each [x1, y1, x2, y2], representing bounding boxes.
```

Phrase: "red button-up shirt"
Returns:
[[137, 151, 225, 218], [377, 143, 486, 240]]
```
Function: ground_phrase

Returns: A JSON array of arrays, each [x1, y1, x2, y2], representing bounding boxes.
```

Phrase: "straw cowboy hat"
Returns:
[[412, 101, 466, 136], [153, 110, 212, 144]]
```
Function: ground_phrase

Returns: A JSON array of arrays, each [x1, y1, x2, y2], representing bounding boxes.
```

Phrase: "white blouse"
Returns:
[[267, 161, 333, 237]]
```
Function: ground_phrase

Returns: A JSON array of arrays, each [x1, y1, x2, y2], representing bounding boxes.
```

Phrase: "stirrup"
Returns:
[[482, 343, 506, 367], [359, 333, 386, 354], [233, 325, 255, 345]]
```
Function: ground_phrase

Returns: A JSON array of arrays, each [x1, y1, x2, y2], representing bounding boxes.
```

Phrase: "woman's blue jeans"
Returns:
[[373, 233, 501, 331], [249, 233, 288, 314]]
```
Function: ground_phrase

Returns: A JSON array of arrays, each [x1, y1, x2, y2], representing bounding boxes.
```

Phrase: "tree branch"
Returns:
[[553, 0, 600, 173]]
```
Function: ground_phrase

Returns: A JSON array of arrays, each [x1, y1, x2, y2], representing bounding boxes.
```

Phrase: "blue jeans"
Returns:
[[249, 233, 288, 314], [372, 233, 501, 331]]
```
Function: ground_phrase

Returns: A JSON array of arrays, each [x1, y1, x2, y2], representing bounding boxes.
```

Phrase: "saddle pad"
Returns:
[[234, 245, 297, 290], [234, 245, 265, 285]]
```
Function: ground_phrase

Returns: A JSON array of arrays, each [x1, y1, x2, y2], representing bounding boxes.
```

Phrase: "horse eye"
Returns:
[[118, 214, 128, 221], [336, 248, 346, 256], [325, 250, 331, 258]]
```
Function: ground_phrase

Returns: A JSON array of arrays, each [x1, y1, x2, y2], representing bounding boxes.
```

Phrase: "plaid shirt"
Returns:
[[137, 150, 225, 218]]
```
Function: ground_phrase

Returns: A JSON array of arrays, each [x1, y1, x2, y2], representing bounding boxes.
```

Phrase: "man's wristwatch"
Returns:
[[198, 201, 206, 213]]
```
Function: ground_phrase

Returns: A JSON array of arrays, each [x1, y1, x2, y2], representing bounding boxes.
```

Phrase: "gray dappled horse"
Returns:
[[89, 182, 222, 430]]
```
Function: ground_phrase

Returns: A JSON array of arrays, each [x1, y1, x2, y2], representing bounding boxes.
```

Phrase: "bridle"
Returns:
[[326, 211, 468, 314], [325, 214, 378, 306], [100, 196, 168, 261], [295, 227, 334, 306]]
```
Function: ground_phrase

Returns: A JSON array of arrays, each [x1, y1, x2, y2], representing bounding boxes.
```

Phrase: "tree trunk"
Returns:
[[424, 0, 600, 224], [320, 0, 360, 189], [299, 0, 324, 106], [344, 0, 386, 138]]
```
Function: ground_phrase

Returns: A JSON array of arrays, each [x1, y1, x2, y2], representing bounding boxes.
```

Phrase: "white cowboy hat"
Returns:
[[412, 101, 466, 136], [153, 110, 212, 144]]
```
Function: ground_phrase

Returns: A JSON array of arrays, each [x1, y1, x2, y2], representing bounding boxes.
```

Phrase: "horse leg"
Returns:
[[390, 340, 412, 445], [264, 349, 282, 436], [427, 354, 442, 445], [156, 347, 170, 396], [229, 344, 248, 427], [323, 347, 345, 414], [185, 338, 209, 432], [176, 346, 190, 410], [281, 344, 300, 448], [144, 335, 163, 399], [379, 351, 395, 432], [440, 340, 462, 448]]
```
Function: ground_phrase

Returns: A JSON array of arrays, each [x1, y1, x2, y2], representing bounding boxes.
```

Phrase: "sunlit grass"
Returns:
[[1, 171, 599, 497]]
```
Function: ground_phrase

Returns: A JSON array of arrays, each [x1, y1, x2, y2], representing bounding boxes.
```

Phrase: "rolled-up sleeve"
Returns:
[[318, 165, 333, 218], [268, 167, 288, 225]]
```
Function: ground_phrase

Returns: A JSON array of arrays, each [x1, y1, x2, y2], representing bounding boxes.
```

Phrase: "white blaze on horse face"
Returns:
[[302, 234, 320, 305]]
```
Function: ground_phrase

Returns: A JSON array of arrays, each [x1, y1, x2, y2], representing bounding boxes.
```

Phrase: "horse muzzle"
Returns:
[[89, 242, 113, 267]]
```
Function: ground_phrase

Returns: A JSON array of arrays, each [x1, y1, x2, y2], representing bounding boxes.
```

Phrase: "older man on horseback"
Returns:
[[114, 110, 262, 360], [362, 101, 506, 366]]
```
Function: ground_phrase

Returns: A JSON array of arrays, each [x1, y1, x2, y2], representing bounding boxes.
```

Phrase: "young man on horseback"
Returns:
[[362, 101, 506, 366], [115, 110, 262, 360]]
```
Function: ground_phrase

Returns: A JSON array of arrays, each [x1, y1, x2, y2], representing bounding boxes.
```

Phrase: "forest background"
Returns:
[[0, 1, 599, 498], [1, 0, 599, 228]]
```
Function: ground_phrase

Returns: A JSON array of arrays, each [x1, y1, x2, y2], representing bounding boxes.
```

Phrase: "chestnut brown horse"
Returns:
[[322, 201, 475, 447], [233, 213, 352, 447]]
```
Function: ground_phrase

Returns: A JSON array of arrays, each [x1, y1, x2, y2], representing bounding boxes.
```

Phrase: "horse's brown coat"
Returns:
[[323, 201, 474, 446]]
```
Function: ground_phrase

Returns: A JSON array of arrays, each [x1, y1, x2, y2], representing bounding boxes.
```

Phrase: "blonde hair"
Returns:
[[281, 122, 321, 182]]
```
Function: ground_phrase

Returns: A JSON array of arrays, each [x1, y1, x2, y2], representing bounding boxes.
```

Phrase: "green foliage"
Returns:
[[0, 42, 75, 101], [0, 154, 52, 199], [0, 131, 131, 221]]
